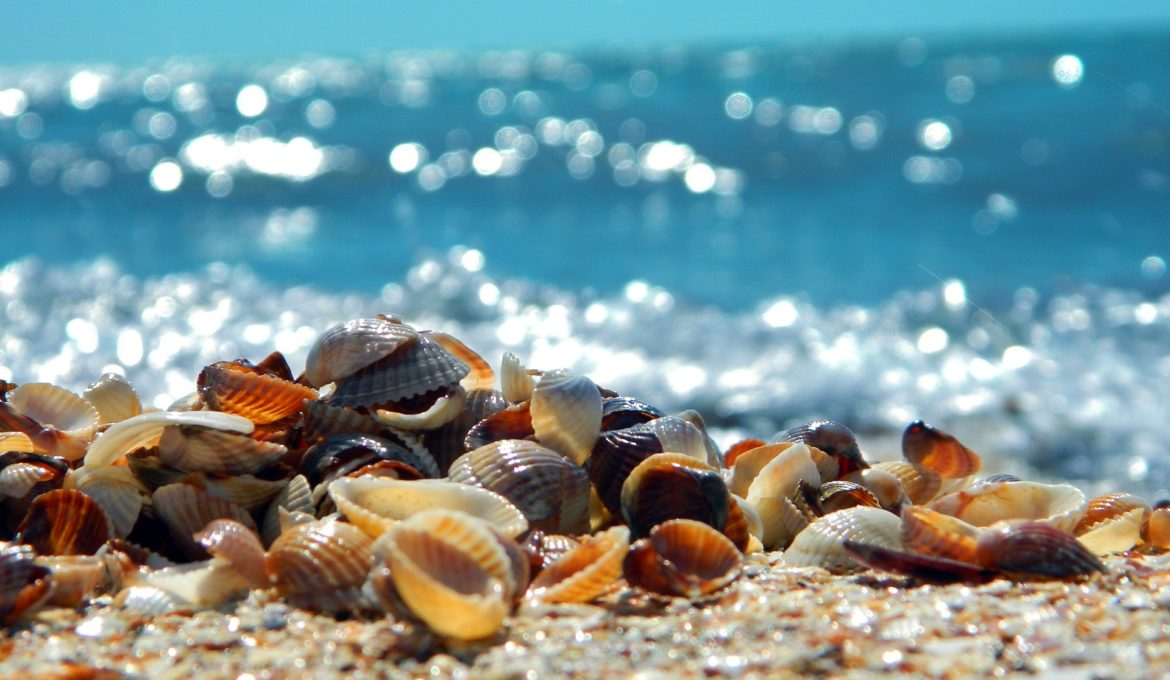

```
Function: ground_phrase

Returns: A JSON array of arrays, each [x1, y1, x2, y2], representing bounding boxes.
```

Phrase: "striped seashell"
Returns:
[[783, 506, 903, 574], [152, 483, 256, 561], [262, 474, 313, 546], [727, 442, 793, 497], [188, 473, 288, 512], [17, 488, 113, 556], [83, 372, 142, 425], [423, 330, 495, 392], [620, 452, 730, 538], [623, 519, 741, 599], [194, 519, 269, 588], [818, 480, 882, 514], [775, 419, 868, 476], [64, 464, 150, 538], [0, 452, 66, 504], [300, 432, 440, 488], [115, 586, 185, 617], [901, 420, 982, 480], [300, 399, 386, 446], [600, 396, 665, 433], [930, 480, 1087, 534], [266, 518, 375, 614], [974, 522, 1104, 577], [157, 425, 288, 475], [0, 543, 53, 624], [900, 505, 981, 564], [328, 476, 528, 538], [871, 460, 943, 505], [527, 526, 630, 604], [0, 432, 36, 453], [1073, 492, 1150, 555], [198, 361, 318, 425], [464, 401, 534, 451], [330, 336, 469, 408], [372, 385, 467, 431], [499, 351, 537, 403], [84, 410, 254, 468], [423, 387, 509, 475], [1146, 507, 1170, 549], [7, 382, 100, 442], [521, 531, 583, 573], [723, 494, 763, 553], [841, 467, 910, 513], [530, 369, 602, 466], [35, 554, 104, 607], [304, 316, 419, 388], [448, 440, 590, 534]]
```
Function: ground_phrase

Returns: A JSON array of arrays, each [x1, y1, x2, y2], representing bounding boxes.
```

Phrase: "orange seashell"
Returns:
[[266, 518, 374, 613], [623, 519, 741, 599], [973, 522, 1104, 577], [422, 330, 495, 392], [17, 488, 112, 556], [900, 505, 980, 564], [619, 452, 730, 538], [527, 526, 630, 604], [464, 401, 534, 451], [723, 438, 766, 468], [198, 361, 318, 425], [195, 519, 270, 589], [901, 420, 981, 480], [818, 480, 882, 515], [872, 460, 942, 505]]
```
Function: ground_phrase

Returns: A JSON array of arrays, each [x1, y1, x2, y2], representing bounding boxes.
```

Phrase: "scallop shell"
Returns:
[[1074, 492, 1150, 555], [929, 480, 1088, 534], [0, 543, 53, 624], [191, 473, 288, 512], [152, 483, 256, 561], [448, 440, 590, 534], [198, 362, 318, 425], [379, 509, 517, 640], [83, 372, 143, 425], [304, 316, 419, 388], [522, 532, 583, 573], [194, 519, 269, 589], [330, 336, 469, 408], [18, 488, 113, 556], [158, 425, 288, 475], [901, 420, 982, 479], [530, 369, 602, 466], [783, 506, 903, 573], [900, 505, 981, 564], [64, 464, 150, 538], [643, 414, 717, 464], [0, 462, 54, 500], [423, 330, 495, 392], [973, 522, 1104, 577], [527, 526, 630, 604], [500, 351, 536, 403], [36, 554, 104, 607], [328, 476, 528, 538], [115, 586, 184, 617], [619, 452, 730, 538], [262, 474, 313, 546], [745, 443, 823, 549], [623, 519, 741, 599], [266, 518, 375, 613], [84, 410, 254, 468]]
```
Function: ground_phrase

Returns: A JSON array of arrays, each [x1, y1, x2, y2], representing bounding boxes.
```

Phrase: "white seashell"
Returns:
[[304, 316, 419, 388], [328, 476, 529, 538], [530, 369, 602, 466], [929, 481, 1088, 534], [500, 352, 537, 403], [674, 410, 724, 467], [64, 465, 150, 538], [0, 462, 54, 500], [36, 555, 104, 606], [7, 383, 100, 460], [262, 474, 314, 546], [115, 586, 185, 617], [641, 415, 711, 463], [83, 373, 143, 425], [158, 426, 287, 475], [373, 385, 467, 431], [141, 559, 253, 606], [784, 506, 903, 573], [84, 411, 254, 467], [746, 443, 822, 549], [1076, 506, 1145, 555]]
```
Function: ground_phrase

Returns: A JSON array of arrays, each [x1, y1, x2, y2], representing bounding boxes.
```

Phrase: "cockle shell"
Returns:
[[424, 387, 510, 475], [1146, 507, 1170, 549], [745, 443, 823, 549], [0, 432, 36, 453], [1073, 492, 1150, 555], [930, 480, 1087, 534], [262, 474, 313, 546], [152, 483, 256, 561], [423, 330, 495, 392], [372, 385, 467, 431], [872, 460, 943, 505], [17, 488, 113, 556], [300, 432, 440, 488], [818, 480, 882, 514], [194, 519, 269, 589], [0, 461, 55, 500], [775, 419, 868, 475], [530, 369, 602, 466], [83, 372, 143, 425], [330, 336, 469, 409], [141, 559, 254, 607], [197, 361, 318, 425], [841, 467, 910, 513], [304, 316, 418, 388], [84, 410, 254, 468], [973, 522, 1104, 577], [464, 400, 534, 450], [64, 464, 150, 538], [7, 382, 101, 442], [600, 396, 665, 433], [623, 519, 741, 599], [900, 505, 981, 564], [328, 476, 528, 538], [588, 416, 711, 518], [619, 452, 729, 538], [901, 420, 982, 480], [527, 526, 630, 604], [300, 399, 386, 446], [723, 494, 764, 554], [35, 555, 104, 606], [157, 425, 288, 475], [499, 351, 536, 403], [447, 440, 590, 534], [266, 517, 374, 613], [783, 506, 903, 573], [0, 542, 53, 624]]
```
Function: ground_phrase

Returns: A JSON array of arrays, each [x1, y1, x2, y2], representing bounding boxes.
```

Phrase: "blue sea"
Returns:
[[1, 29, 1168, 498]]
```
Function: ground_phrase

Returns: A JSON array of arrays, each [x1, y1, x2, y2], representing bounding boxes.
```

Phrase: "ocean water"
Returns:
[[1, 30, 1168, 499]]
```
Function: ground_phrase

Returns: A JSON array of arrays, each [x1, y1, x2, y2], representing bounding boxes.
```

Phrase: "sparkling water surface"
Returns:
[[1, 29, 1168, 499]]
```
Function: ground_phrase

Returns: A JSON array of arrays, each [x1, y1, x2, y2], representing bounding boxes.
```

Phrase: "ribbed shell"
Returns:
[[194, 519, 270, 588], [328, 476, 528, 538], [266, 518, 374, 613], [36, 555, 104, 606], [930, 480, 1087, 534], [1147, 507, 1170, 549], [900, 505, 980, 564], [783, 506, 903, 573], [0, 543, 53, 624], [776, 419, 866, 475], [262, 474, 313, 546], [304, 316, 419, 388], [423, 330, 495, 391], [600, 396, 665, 433], [192, 473, 288, 512], [198, 362, 318, 425], [464, 401, 534, 450], [64, 464, 149, 538], [746, 443, 823, 550], [588, 426, 665, 518], [448, 440, 590, 534], [723, 494, 763, 553], [530, 369, 602, 466], [623, 519, 741, 599], [158, 426, 288, 475], [330, 336, 469, 408], [0, 432, 36, 453], [83, 373, 142, 425], [818, 481, 882, 514], [300, 432, 440, 488], [841, 467, 909, 511], [526, 526, 630, 604], [499, 351, 536, 403], [18, 488, 113, 556], [0, 461, 56, 501], [619, 452, 730, 538], [1073, 492, 1150, 555], [372, 386, 466, 431], [424, 387, 509, 475], [152, 483, 256, 561], [85, 410, 254, 468], [7, 382, 100, 441], [974, 522, 1104, 577], [300, 400, 385, 445], [872, 461, 942, 505], [901, 420, 982, 479]]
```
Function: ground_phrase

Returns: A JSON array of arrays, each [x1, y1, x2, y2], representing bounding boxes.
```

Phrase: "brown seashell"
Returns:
[[872, 460, 942, 505], [83, 372, 143, 425], [300, 399, 386, 445], [842, 540, 995, 584], [1146, 507, 1170, 549], [900, 505, 980, 564], [35, 554, 104, 606], [423, 330, 495, 392], [818, 480, 882, 514], [464, 401, 534, 450], [301, 432, 440, 490], [527, 525, 630, 604], [188, 472, 288, 512], [152, 483, 256, 561], [262, 474, 313, 546], [448, 440, 590, 534], [901, 420, 981, 479], [600, 396, 665, 433], [330, 336, 469, 409], [0, 452, 69, 533], [198, 361, 318, 425], [521, 531, 582, 574], [722, 494, 763, 554], [623, 519, 741, 599], [776, 419, 868, 476], [590, 420, 703, 518], [423, 387, 509, 475], [973, 522, 1104, 577], [158, 425, 288, 475], [0, 431, 37, 453], [18, 489, 113, 556], [266, 517, 374, 613], [783, 506, 902, 573], [7, 382, 101, 442], [194, 519, 269, 589], [304, 316, 419, 388], [619, 452, 730, 538], [0, 542, 54, 623], [530, 369, 602, 466], [841, 467, 910, 514]]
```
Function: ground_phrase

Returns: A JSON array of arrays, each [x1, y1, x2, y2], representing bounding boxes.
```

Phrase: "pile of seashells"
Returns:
[[2, 314, 1168, 641]]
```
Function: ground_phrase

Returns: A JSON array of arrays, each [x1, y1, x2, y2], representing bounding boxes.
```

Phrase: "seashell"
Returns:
[[973, 473, 1023, 486], [1147, 507, 1170, 549], [0, 431, 36, 453], [142, 558, 254, 606], [266, 517, 375, 613], [841, 467, 909, 513], [643, 414, 718, 465], [0, 453, 68, 524], [775, 419, 868, 475], [115, 586, 184, 617], [0, 461, 55, 500], [619, 452, 730, 538], [330, 336, 469, 408], [84, 410, 254, 468], [973, 522, 1104, 577], [64, 464, 150, 538], [423, 330, 495, 392], [125, 448, 186, 490], [842, 540, 994, 584], [674, 410, 725, 468], [521, 531, 582, 573], [424, 387, 509, 475], [1073, 492, 1150, 555], [18, 488, 113, 556], [300, 399, 386, 445], [0, 542, 53, 623], [35, 554, 104, 606], [372, 385, 467, 431], [588, 416, 710, 519], [189, 472, 288, 512], [930, 480, 1087, 534], [600, 396, 664, 433], [818, 480, 882, 515], [530, 369, 602, 466], [304, 316, 419, 388], [900, 505, 980, 564], [527, 526, 630, 604], [262, 474, 313, 546], [901, 420, 981, 480], [500, 351, 537, 403], [872, 460, 942, 505], [378, 509, 518, 640], [197, 361, 318, 425], [158, 425, 288, 475], [83, 372, 143, 425], [727, 442, 793, 497], [783, 506, 902, 574], [8, 381, 101, 443], [448, 440, 590, 534], [464, 401, 534, 450], [301, 432, 440, 489], [152, 483, 256, 561], [328, 476, 528, 538], [623, 519, 741, 599], [745, 443, 823, 549], [723, 494, 763, 553], [194, 519, 269, 589], [723, 438, 766, 468]]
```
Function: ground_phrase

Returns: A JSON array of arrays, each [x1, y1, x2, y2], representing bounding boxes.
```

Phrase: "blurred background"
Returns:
[[1, 1, 1169, 497]]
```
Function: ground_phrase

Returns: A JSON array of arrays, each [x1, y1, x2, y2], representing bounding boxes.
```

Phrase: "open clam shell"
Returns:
[[328, 476, 528, 538], [372, 385, 467, 431], [7, 382, 101, 443], [448, 439, 590, 534], [1073, 492, 1150, 555], [530, 369, 602, 466], [464, 401, 535, 451], [266, 517, 375, 613], [930, 480, 1088, 534], [304, 316, 419, 388], [619, 452, 730, 538], [623, 519, 741, 599], [17, 488, 113, 556], [198, 362, 318, 425], [158, 425, 288, 476], [527, 525, 630, 604], [783, 506, 902, 574]]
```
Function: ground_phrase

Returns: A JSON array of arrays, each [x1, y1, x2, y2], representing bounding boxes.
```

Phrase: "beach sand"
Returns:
[[4, 551, 1170, 679]]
